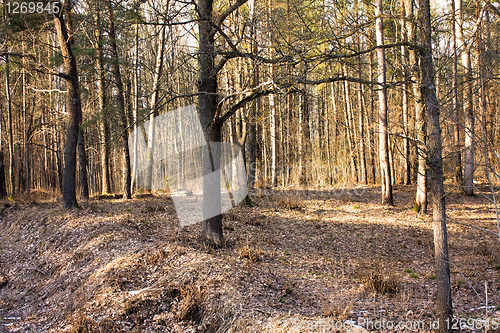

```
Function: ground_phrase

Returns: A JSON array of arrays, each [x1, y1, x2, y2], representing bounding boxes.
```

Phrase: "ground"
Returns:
[[0, 185, 499, 332]]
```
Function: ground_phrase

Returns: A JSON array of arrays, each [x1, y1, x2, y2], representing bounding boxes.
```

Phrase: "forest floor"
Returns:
[[0, 185, 499, 333]]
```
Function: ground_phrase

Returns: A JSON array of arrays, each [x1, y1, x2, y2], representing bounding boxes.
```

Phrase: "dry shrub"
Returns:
[[71, 313, 95, 333], [277, 196, 304, 211], [176, 284, 206, 323], [360, 271, 399, 295], [238, 245, 262, 262], [71, 314, 119, 333], [322, 302, 352, 320]]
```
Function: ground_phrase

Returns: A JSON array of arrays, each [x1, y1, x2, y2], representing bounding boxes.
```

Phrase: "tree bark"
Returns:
[[375, 0, 394, 205], [198, 0, 223, 245], [54, 3, 82, 208], [418, 0, 453, 329]]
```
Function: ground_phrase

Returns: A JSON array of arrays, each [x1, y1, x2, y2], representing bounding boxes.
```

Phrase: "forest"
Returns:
[[0, 0, 500, 332]]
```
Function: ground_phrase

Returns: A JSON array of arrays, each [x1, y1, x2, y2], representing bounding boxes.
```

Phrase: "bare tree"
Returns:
[[418, 0, 453, 328]]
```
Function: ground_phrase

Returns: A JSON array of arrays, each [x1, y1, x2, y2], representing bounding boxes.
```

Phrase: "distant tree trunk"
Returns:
[[400, 0, 411, 185], [418, 0, 453, 329], [375, 0, 394, 205], [0, 69, 6, 198], [357, 38, 367, 185], [54, 3, 82, 208], [108, 0, 132, 199], [95, 13, 111, 194], [451, 0, 463, 187], [22, 73, 30, 196], [5, 55, 15, 197], [368, 52, 377, 183], [198, 0, 223, 245], [456, 0, 474, 196], [343, 64, 358, 183], [78, 117, 89, 199], [131, 21, 140, 192], [406, 0, 427, 213], [146, 25, 167, 191], [247, 26, 258, 190], [477, 2, 489, 182], [266, 0, 277, 188]]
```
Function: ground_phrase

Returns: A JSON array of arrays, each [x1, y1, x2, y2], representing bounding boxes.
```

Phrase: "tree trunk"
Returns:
[[451, 0, 463, 187], [406, 0, 427, 213], [198, 0, 223, 245], [418, 0, 453, 329], [108, 0, 132, 199], [357, 38, 367, 185], [54, 4, 81, 208], [375, 0, 394, 205], [146, 25, 167, 191], [95, 14, 111, 195], [456, 0, 474, 196], [401, 0, 411, 185], [5, 55, 15, 197]]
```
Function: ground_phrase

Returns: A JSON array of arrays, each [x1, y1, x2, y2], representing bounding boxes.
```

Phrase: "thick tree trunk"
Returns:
[[54, 4, 82, 208], [198, 0, 223, 245], [375, 0, 394, 205], [418, 0, 453, 329], [108, 0, 132, 199]]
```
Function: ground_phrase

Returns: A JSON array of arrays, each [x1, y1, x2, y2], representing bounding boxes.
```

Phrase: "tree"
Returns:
[[375, 0, 394, 205], [54, 2, 84, 208], [107, 0, 132, 199], [455, 0, 474, 196], [405, 0, 427, 213], [418, 0, 453, 328]]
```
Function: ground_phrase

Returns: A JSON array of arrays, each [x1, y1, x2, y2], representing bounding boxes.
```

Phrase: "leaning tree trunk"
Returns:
[[198, 0, 223, 245], [418, 0, 453, 329], [375, 0, 394, 205], [54, 4, 81, 208], [108, 0, 132, 199]]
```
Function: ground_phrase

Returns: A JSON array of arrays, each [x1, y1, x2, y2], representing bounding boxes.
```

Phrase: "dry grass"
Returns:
[[238, 244, 262, 262], [360, 271, 400, 295], [0, 186, 499, 332]]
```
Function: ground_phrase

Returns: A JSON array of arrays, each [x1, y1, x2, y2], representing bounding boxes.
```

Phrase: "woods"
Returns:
[[1, 0, 500, 332]]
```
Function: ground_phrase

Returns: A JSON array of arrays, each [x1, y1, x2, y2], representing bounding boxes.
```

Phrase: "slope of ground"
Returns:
[[0, 186, 499, 332]]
